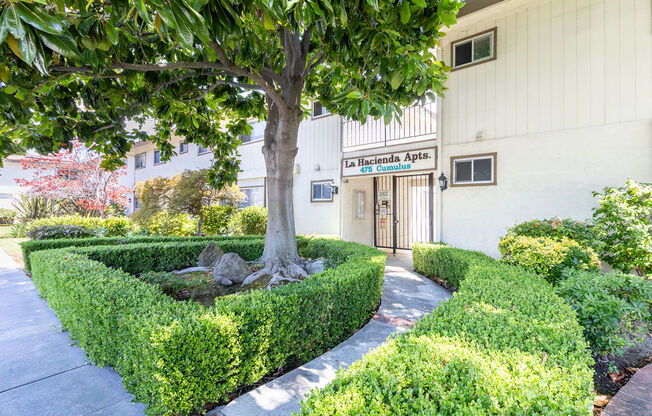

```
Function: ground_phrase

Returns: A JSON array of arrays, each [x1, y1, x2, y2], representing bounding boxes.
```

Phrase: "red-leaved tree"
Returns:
[[15, 141, 130, 217]]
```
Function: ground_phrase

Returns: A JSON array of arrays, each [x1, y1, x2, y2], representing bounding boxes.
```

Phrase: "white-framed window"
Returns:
[[179, 141, 188, 154], [312, 101, 330, 118], [451, 153, 496, 186], [153, 150, 162, 164], [311, 180, 333, 202], [240, 120, 266, 144], [240, 186, 265, 208], [135, 153, 146, 169], [198, 144, 210, 155], [452, 28, 496, 69], [353, 190, 366, 219]]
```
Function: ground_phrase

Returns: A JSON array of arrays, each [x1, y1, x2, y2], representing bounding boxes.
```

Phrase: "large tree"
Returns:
[[0, 0, 461, 277]]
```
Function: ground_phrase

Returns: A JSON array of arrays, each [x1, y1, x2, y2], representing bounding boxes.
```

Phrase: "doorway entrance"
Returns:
[[373, 173, 433, 252]]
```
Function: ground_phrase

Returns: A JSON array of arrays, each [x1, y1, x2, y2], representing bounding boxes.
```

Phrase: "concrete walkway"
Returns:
[[602, 363, 652, 416], [209, 250, 451, 416], [0, 249, 146, 416], [0, 249, 449, 416]]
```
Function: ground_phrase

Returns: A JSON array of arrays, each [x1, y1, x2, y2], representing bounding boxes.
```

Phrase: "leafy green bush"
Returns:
[[26, 215, 133, 237], [144, 211, 197, 236], [228, 206, 267, 235], [301, 244, 593, 416], [508, 217, 604, 252], [30, 237, 384, 416], [27, 224, 99, 240], [498, 234, 600, 284], [202, 205, 237, 235], [21, 235, 263, 273], [557, 269, 652, 355], [592, 179, 652, 276], [412, 243, 494, 288], [0, 208, 15, 224]]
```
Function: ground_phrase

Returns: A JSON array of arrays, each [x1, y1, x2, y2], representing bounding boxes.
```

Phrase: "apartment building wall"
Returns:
[[438, 0, 652, 256]]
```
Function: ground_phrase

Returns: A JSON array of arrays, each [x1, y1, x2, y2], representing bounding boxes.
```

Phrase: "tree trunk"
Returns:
[[259, 103, 302, 269], [196, 212, 203, 236]]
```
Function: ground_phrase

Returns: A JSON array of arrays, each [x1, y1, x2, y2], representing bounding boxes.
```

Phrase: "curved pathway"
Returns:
[[208, 251, 451, 416], [0, 249, 449, 416]]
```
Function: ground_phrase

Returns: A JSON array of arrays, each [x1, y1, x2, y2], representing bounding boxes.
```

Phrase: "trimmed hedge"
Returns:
[[300, 243, 594, 415], [21, 235, 263, 272], [507, 217, 604, 252], [498, 233, 600, 284], [25, 215, 133, 237], [30, 237, 385, 416]]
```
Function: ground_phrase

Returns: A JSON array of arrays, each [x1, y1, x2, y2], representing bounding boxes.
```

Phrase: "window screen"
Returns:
[[453, 29, 495, 69], [312, 181, 333, 201]]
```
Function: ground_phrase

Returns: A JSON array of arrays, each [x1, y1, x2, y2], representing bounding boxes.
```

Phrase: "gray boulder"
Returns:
[[198, 242, 224, 267], [214, 275, 234, 286], [305, 258, 326, 275], [213, 252, 252, 284]]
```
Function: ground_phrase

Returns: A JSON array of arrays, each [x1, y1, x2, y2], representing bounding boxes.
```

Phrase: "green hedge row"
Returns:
[[30, 237, 385, 416], [300, 243, 594, 415], [21, 235, 263, 272]]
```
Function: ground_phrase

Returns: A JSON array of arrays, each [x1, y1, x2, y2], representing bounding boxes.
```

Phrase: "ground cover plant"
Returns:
[[299, 243, 594, 416], [29, 236, 385, 416]]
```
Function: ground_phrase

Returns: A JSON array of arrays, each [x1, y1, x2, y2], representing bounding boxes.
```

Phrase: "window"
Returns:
[[0, 193, 12, 199], [353, 190, 366, 219], [312, 101, 330, 118], [135, 153, 146, 169], [451, 28, 496, 69], [240, 186, 265, 208], [198, 144, 210, 155], [179, 142, 188, 154], [154, 150, 162, 164], [239, 120, 266, 144], [133, 195, 140, 210], [58, 168, 80, 180], [311, 180, 333, 202], [451, 153, 496, 186]]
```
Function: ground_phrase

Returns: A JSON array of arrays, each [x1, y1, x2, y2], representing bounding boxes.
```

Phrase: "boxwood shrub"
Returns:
[[300, 243, 594, 416], [507, 217, 604, 252], [21, 235, 263, 272], [29, 237, 384, 416]]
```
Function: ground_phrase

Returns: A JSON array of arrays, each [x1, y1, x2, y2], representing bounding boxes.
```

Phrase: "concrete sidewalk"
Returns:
[[0, 249, 146, 416], [209, 250, 451, 416]]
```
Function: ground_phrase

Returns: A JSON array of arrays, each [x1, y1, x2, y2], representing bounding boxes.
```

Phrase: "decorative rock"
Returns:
[[173, 266, 212, 274], [198, 242, 224, 267], [213, 253, 253, 284], [214, 275, 234, 286], [305, 258, 326, 275]]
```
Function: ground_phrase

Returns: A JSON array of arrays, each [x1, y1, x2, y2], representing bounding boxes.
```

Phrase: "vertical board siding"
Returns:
[[441, 0, 651, 144]]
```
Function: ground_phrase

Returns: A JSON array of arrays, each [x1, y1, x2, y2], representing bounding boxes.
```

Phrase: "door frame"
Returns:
[[373, 173, 434, 253]]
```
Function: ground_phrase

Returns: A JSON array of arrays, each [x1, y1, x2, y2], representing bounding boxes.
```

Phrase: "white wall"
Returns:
[[0, 160, 27, 209], [439, 0, 652, 257], [340, 177, 375, 245]]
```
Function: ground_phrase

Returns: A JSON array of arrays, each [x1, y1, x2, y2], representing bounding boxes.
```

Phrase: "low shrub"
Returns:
[[0, 208, 15, 224], [144, 211, 197, 236], [202, 205, 237, 235], [592, 179, 652, 276], [498, 233, 600, 284], [412, 243, 494, 289], [557, 269, 652, 355], [507, 217, 604, 252], [26, 215, 133, 237], [21, 235, 264, 273], [228, 206, 267, 235], [30, 237, 384, 416], [301, 243, 594, 415], [27, 224, 99, 240]]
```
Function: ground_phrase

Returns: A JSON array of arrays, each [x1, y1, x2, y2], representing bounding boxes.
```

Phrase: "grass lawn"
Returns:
[[0, 225, 27, 268]]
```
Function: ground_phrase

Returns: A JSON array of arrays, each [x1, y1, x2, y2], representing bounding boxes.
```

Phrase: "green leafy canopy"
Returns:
[[0, 0, 461, 185]]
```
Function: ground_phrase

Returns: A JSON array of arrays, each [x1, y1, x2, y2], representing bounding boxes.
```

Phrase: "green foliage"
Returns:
[[498, 234, 600, 284], [140, 270, 212, 296], [300, 244, 594, 416], [557, 269, 652, 355], [228, 206, 267, 236], [25, 215, 133, 237], [132, 176, 171, 225], [143, 211, 196, 237], [202, 205, 237, 235], [592, 179, 652, 276], [12, 194, 62, 223], [27, 224, 98, 240], [30, 237, 385, 415], [0, 207, 15, 224], [412, 242, 494, 288], [20, 234, 263, 272], [507, 217, 604, 252]]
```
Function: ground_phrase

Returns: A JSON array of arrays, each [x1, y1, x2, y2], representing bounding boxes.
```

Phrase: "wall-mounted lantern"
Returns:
[[438, 172, 448, 191]]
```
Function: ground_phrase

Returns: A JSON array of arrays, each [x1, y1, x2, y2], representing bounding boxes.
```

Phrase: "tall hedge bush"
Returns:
[[29, 237, 385, 416], [228, 206, 267, 235], [300, 243, 594, 416], [202, 205, 237, 235], [507, 217, 603, 252]]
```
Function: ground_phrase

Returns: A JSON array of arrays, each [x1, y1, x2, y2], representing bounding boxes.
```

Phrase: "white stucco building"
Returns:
[[124, 0, 652, 257]]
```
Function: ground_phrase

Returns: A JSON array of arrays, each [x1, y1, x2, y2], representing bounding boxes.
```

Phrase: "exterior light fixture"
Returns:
[[438, 172, 448, 191]]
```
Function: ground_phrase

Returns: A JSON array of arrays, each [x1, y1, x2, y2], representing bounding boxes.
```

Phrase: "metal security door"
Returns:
[[374, 173, 433, 252]]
